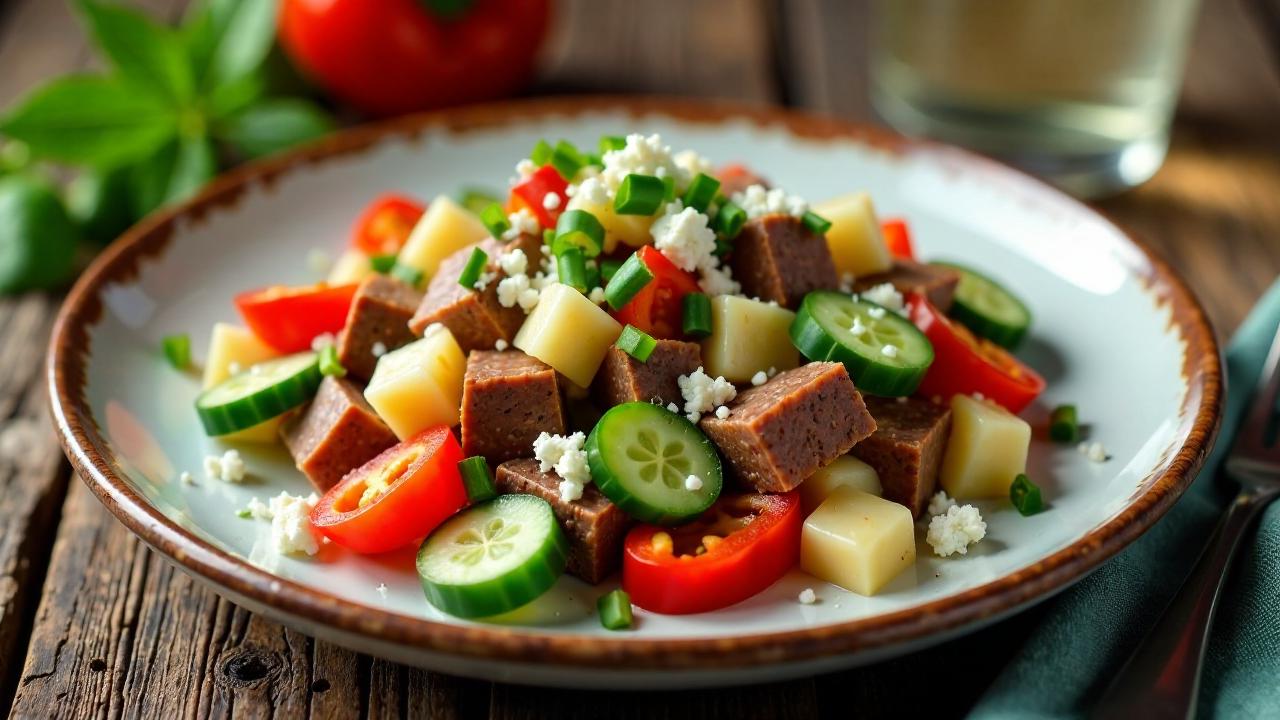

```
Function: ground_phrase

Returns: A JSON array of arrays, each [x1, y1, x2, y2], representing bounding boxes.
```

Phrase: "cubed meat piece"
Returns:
[[336, 275, 423, 381], [853, 259, 961, 313], [408, 235, 541, 352], [717, 164, 770, 198], [700, 362, 876, 493], [461, 350, 565, 464], [495, 459, 633, 584], [851, 396, 953, 518], [591, 339, 701, 408], [280, 376, 398, 491], [730, 215, 840, 309]]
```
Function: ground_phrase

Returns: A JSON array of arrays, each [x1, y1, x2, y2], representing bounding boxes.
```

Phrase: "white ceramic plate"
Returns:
[[49, 98, 1221, 689]]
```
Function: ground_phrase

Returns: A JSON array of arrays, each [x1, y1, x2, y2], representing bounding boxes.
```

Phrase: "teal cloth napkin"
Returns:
[[968, 278, 1280, 719]]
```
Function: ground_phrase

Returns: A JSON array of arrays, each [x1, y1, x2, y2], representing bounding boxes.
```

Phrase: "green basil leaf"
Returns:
[[0, 75, 177, 166], [184, 0, 276, 90], [206, 72, 267, 120], [215, 99, 335, 159], [76, 0, 195, 104], [128, 135, 218, 218]]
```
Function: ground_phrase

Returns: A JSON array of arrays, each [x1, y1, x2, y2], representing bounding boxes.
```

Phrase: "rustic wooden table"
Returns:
[[1, 1, 1277, 718]]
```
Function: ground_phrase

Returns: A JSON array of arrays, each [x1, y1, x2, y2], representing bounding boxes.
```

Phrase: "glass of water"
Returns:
[[870, 0, 1201, 197]]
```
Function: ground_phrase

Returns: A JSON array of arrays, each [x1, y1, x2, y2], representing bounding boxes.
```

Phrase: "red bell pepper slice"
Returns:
[[610, 246, 701, 339], [351, 194, 425, 256], [908, 294, 1045, 413], [310, 426, 467, 554], [622, 492, 802, 615], [235, 283, 359, 353], [881, 218, 916, 260], [509, 165, 568, 229]]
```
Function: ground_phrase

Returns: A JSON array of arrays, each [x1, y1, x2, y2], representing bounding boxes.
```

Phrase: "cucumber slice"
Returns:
[[933, 261, 1031, 349], [790, 291, 933, 396], [195, 352, 321, 436], [585, 402, 722, 524], [416, 494, 568, 618]]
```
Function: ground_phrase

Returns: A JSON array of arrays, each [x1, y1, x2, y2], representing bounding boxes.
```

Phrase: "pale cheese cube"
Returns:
[[364, 326, 467, 439], [800, 455, 881, 514], [327, 248, 374, 286], [201, 323, 283, 442], [397, 195, 489, 281], [940, 394, 1031, 499], [514, 283, 622, 388], [813, 192, 892, 277], [566, 193, 653, 253], [801, 486, 915, 596], [700, 295, 798, 383]]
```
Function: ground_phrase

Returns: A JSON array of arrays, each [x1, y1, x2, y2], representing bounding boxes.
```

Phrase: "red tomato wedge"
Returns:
[[509, 165, 568, 229], [235, 283, 359, 353], [611, 246, 701, 339], [881, 218, 916, 260], [352, 194, 425, 256], [908, 294, 1045, 413], [622, 492, 802, 615], [311, 427, 468, 554]]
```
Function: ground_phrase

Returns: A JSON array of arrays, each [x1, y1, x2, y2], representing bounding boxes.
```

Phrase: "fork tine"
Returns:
[[1232, 321, 1280, 455]]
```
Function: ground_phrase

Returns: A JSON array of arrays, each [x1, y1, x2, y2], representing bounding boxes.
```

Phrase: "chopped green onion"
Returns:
[[391, 263, 424, 288], [801, 210, 833, 235], [530, 139, 553, 166], [479, 204, 510, 239], [557, 247, 589, 292], [600, 258, 623, 284], [616, 324, 658, 362], [370, 254, 397, 274], [714, 237, 734, 258], [162, 333, 191, 370], [1049, 404, 1079, 443], [1010, 474, 1044, 516], [597, 589, 633, 630], [599, 135, 627, 154], [715, 201, 747, 238], [682, 293, 713, 337], [457, 247, 490, 289], [543, 228, 556, 246], [584, 152, 604, 168], [458, 187, 502, 215], [603, 252, 654, 309], [682, 173, 721, 214], [549, 140, 585, 180], [661, 176, 675, 201], [458, 456, 497, 504], [614, 174, 665, 216], [552, 209, 605, 257], [236, 508, 252, 519], [318, 344, 347, 378], [584, 260, 601, 291]]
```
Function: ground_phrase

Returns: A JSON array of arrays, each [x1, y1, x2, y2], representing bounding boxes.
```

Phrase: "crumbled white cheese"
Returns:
[[204, 449, 246, 483], [768, 366, 778, 377], [472, 270, 496, 291], [515, 158, 536, 179], [678, 367, 737, 422], [496, 272, 542, 313], [698, 263, 741, 297], [498, 249, 529, 277], [179, 471, 195, 486], [601, 133, 685, 194], [268, 492, 321, 556], [927, 490, 957, 517], [731, 184, 808, 219], [558, 480, 584, 503], [751, 370, 769, 387], [376, 583, 389, 600], [245, 496, 273, 520], [684, 475, 704, 491], [494, 338, 509, 351], [673, 149, 714, 183], [533, 431, 592, 492], [849, 317, 867, 337], [926, 504, 987, 557], [1081, 441, 1109, 463], [503, 207, 541, 241], [574, 176, 611, 205], [588, 286, 607, 304], [666, 402, 680, 413], [859, 283, 906, 316], [798, 588, 817, 605], [542, 193, 562, 210], [881, 344, 899, 358], [371, 341, 388, 358], [310, 332, 336, 351], [652, 201, 716, 273], [867, 306, 887, 320], [714, 405, 731, 420]]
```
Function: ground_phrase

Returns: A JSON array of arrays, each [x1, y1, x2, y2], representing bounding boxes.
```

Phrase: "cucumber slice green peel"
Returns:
[[417, 494, 568, 619], [790, 291, 933, 397], [195, 352, 322, 436], [586, 402, 723, 525], [932, 261, 1031, 349]]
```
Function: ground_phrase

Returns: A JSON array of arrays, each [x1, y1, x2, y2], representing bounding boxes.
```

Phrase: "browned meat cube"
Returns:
[[591, 340, 701, 408], [699, 362, 876, 493], [716, 164, 770, 198], [408, 234, 542, 352], [461, 351, 565, 464], [729, 215, 840, 308], [335, 275, 423, 381], [495, 459, 633, 584], [853, 259, 961, 313], [280, 376, 398, 492], [852, 396, 953, 518]]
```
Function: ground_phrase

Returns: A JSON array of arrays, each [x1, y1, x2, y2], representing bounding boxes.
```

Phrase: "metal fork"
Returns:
[[1095, 326, 1280, 719]]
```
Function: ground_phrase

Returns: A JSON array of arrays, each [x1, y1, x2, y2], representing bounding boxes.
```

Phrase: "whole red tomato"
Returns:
[[279, 0, 552, 117]]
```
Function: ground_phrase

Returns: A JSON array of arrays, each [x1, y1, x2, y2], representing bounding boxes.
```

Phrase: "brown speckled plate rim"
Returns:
[[47, 96, 1222, 671]]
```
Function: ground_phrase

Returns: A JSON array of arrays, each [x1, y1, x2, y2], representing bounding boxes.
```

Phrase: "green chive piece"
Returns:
[[553, 209, 605, 258], [1049, 404, 1080, 443], [616, 324, 658, 362], [682, 173, 721, 214], [162, 333, 191, 370], [1010, 474, 1044, 516], [457, 247, 490, 289], [318, 344, 347, 378], [714, 236, 734, 258], [458, 187, 502, 215], [370, 254, 397, 274], [236, 509, 252, 519], [682, 293, 713, 337], [458, 456, 497, 504], [614, 174, 666, 216], [480, 203, 511, 240], [600, 258, 623, 284], [661, 176, 675, 201], [543, 228, 556, 247], [530, 139, 553, 166], [597, 589, 633, 630], [391, 263, 424, 288], [599, 135, 627, 154], [584, 260, 601, 291], [603, 252, 655, 309], [715, 201, 747, 238], [550, 140, 585, 180], [585, 152, 604, 168], [557, 247, 589, 292], [801, 210, 833, 235]]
